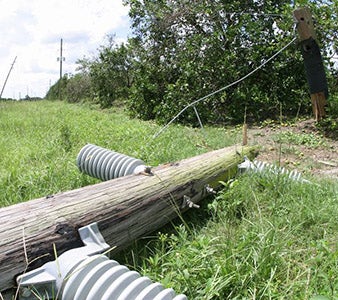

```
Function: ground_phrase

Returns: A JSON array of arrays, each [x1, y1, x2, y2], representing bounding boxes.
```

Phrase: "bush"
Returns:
[[65, 73, 93, 103]]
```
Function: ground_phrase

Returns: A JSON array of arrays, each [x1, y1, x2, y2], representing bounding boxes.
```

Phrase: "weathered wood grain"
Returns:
[[0, 145, 257, 293]]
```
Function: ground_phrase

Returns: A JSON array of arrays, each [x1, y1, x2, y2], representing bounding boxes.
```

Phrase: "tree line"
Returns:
[[46, 0, 338, 124]]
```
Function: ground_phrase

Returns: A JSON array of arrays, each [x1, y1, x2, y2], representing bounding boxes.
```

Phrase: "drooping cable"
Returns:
[[153, 36, 297, 139]]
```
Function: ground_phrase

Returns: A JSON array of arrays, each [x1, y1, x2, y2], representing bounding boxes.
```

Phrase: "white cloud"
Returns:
[[0, 0, 130, 99]]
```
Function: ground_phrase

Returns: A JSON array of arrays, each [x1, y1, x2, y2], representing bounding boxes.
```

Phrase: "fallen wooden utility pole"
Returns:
[[0, 145, 257, 295]]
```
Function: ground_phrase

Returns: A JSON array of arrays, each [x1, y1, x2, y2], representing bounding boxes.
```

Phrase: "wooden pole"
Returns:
[[311, 92, 326, 121], [242, 107, 248, 146], [293, 7, 316, 41], [293, 7, 328, 121], [0, 145, 257, 294], [0, 56, 17, 99], [59, 38, 63, 100]]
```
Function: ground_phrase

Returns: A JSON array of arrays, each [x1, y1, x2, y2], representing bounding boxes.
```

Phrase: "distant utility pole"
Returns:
[[57, 38, 65, 99], [0, 56, 17, 99]]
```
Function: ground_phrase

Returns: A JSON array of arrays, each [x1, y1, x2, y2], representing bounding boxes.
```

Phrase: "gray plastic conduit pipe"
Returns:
[[238, 156, 311, 183], [76, 144, 150, 181], [16, 223, 187, 300]]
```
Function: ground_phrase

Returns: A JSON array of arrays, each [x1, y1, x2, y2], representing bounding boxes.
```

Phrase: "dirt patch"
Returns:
[[247, 119, 338, 180]]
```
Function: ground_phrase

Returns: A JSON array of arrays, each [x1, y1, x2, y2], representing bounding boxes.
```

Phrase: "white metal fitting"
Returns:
[[16, 223, 187, 300]]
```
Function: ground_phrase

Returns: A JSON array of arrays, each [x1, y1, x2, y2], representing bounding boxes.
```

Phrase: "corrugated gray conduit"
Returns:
[[238, 156, 311, 183], [76, 144, 149, 181], [62, 255, 187, 300], [17, 223, 187, 300]]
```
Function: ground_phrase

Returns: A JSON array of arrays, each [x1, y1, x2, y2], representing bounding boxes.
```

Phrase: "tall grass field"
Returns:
[[0, 100, 240, 207], [1, 100, 337, 299]]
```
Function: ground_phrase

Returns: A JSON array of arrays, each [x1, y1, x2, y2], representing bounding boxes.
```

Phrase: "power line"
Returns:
[[153, 37, 297, 139], [222, 11, 286, 18]]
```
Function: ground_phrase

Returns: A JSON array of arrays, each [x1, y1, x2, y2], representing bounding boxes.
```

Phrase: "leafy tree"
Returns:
[[124, 0, 337, 124], [45, 72, 92, 103], [65, 73, 92, 103], [89, 36, 134, 108], [45, 75, 69, 100]]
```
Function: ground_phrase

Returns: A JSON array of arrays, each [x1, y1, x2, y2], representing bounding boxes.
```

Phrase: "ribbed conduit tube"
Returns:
[[76, 144, 146, 181], [238, 157, 310, 183], [62, 255, 187, 300]]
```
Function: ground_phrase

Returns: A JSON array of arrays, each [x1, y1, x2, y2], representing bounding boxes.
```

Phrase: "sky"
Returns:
[[0, 0, 131, 99]]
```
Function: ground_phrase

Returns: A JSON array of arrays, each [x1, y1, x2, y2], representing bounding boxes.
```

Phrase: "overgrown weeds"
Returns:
[[1, 100, 337, 299], [0, 100, 241, 207], [119, 174, 338, 299]]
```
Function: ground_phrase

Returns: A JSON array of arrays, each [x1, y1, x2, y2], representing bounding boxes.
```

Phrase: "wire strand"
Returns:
[[222, 11, 286, 18], [153, 36, 297, 139]]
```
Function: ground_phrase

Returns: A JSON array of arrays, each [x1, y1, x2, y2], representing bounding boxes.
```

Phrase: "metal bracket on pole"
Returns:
[[182, 195, 200, 209], [16, 223, 110, 300]]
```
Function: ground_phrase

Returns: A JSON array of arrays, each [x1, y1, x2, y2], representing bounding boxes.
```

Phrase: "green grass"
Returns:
[[0, 100, 241, 206], [274, 131, 327, 148], [119, 174, 338, 299], [1, 100, 337, 299]]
